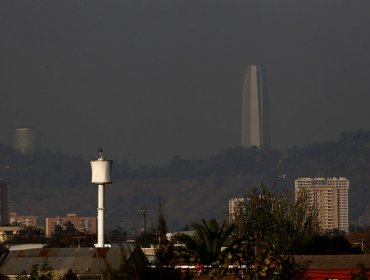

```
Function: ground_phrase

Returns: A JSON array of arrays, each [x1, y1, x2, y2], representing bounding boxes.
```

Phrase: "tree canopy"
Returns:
[[176, 219, 234, 266]]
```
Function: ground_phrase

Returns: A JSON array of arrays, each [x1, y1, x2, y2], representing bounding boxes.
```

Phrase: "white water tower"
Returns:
[[90, 148, 113, 247]]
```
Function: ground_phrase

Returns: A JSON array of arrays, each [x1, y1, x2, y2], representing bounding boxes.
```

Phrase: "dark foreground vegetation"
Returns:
[[2, 186, 368, 280], [2, 130, 370, 278]]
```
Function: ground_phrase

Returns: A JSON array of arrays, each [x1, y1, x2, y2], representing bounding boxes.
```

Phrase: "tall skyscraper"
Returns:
[[295, 177, 349, 234], [241, 65, 269, 148], [0, 181, 11, 226], [12, 128, 36, 154]]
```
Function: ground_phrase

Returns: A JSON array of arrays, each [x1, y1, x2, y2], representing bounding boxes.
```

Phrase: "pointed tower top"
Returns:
[[97, 147, 105, 160]]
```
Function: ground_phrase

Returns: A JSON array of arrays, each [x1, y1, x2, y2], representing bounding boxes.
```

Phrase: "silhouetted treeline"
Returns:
[[131, 130, 370, 182], [4, 129, 370, 184], [2, 130, 370, 227], [130, 147, 282, 182], [0, 144, 283, 184], [0, 146, 130, 187]]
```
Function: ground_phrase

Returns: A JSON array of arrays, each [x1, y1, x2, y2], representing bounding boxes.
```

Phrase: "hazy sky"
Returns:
[[1, 0, 370, 165]]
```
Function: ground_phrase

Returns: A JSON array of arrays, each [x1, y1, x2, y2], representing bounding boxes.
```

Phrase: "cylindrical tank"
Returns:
[[90, 159, 113, 184]]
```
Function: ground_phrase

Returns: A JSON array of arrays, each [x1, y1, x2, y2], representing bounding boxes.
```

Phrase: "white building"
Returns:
[[295, 177, 349, 234], [228, 197, 245, 223]]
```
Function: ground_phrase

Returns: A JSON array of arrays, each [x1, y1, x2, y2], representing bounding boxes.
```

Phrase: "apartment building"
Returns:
[[0, 226, 24, 242], [295, 177, 349, 234], [9, 212, 38, 227], [45, 213, 97, 238], [228, 197, 245, 223]]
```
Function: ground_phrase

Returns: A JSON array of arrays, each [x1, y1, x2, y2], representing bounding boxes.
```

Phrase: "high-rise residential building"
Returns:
[[45, 213, 97, 238], [12, 128, 36, 154], [295, 177, 349, 234], [0, 181, 11, 226], [241, 65, 269, 148], [9, 212, 38, 227], [228, 197, 245, 223]]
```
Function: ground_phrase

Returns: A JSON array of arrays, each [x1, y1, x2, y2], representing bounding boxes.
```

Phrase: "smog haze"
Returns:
[[1, 0, 370, 165]]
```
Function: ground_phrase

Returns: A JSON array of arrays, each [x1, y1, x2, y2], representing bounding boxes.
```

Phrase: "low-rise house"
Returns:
[[0, 245, 148, 279], [141, 246, 156, 264]]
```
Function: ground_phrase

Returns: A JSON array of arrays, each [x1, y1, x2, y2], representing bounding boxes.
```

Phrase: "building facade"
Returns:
[[0, 226, 24, 243], [9, 212, 38, 227], [241, 65, 269, 148], [228, 197, 245, 223], [295, 177, 349, 233], [45, 213, 97, 238]]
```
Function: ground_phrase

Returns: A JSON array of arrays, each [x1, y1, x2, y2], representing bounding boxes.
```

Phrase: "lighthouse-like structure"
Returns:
[[90, 149, 113, 247]]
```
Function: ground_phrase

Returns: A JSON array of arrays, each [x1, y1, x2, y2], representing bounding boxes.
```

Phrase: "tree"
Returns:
[[233, 185, 320, 255], [7, 227, 44, 244], [30, 261, 54, 280], [155, 208, 174, 266], [176, 218, 234, 277], [150, 207, 183, 280], [228, 185, 319, 279], [16, 260, 54, 280], [60, 270, 78, 280], [49, 224, 64, 247], [49, 221, 86, 247]]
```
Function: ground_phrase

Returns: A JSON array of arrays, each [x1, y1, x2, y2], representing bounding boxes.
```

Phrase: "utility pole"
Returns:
[[137, 207, 147, 244]]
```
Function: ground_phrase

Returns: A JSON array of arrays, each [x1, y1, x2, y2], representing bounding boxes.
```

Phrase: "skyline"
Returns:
[[1, 1, 370, 165]]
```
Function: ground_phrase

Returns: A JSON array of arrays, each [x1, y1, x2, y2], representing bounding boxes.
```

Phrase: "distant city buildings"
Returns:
[[45, 213, 97, 238], [295, 177, 349, 234], [228, 197, 245, 223], [241, 65, 269, 148], [9, 212, 38, 227], [12, 128, 36, 154], [0, 226, 24, 243], [0, 181, 11, 226]]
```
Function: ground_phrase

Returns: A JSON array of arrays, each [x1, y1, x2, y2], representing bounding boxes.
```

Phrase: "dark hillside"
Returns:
[[1, 130, 370, 229]]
